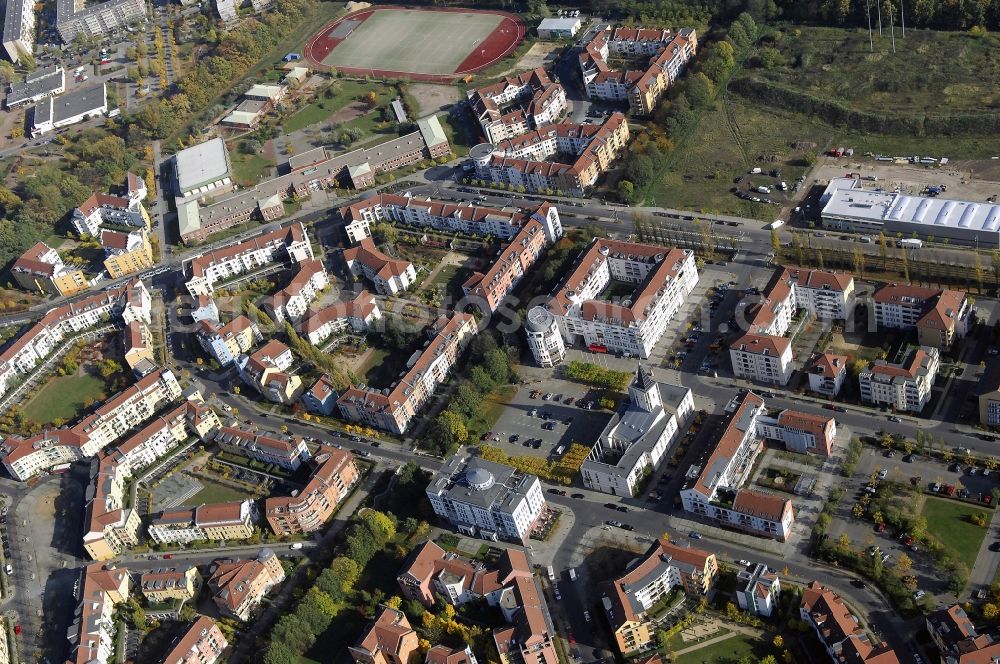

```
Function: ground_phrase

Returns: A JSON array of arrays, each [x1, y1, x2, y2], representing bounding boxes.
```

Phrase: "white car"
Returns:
[[4, 564, 11, 575], [737, 559, 751, 566], [583, 610, 591, 623], [290, 543, 303, 550]]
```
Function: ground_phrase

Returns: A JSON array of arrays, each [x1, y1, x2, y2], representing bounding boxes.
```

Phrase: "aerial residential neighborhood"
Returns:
[[0, 0, 999, 663]]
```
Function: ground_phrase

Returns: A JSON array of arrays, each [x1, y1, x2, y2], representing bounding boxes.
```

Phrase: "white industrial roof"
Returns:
[[823, 187, 1000, 233], [174, 137, 231, 193], [538, 17, 581, 30]]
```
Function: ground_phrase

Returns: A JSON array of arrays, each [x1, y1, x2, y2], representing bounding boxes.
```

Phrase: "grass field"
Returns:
[[324, 9, 502, 74], [669, 631, 768, 664], [189, 478, 251, 505], [230, 152, 275, 186], [22, 373, 106, 424], [283, 80, 391, 134], [740, 26, 1000, 115], [921, 496, 989, 569]]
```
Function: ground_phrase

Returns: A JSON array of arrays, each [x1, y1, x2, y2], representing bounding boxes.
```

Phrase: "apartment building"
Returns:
[[525, 306, 566, 367], [601, 538, 717, 654], [468, 67, 567, 143], [214, 426, 311, 470], [237, 339, 303, 404], [208, 549, 285, 621], [872, 284, 970, 349], [342, 238, 417, 295], [339, 194, 562, 245], [298, 291, 381, 346], [139, 567, 200, 603], [679, 392, 796, 541], [338, 313, 477, 435], [463, 219, 548, 314], [801, 582, 901, 664], [184, 223, 313, 297], [1, 0, 36, 63], [426, 452, 546, 543], [0, 278, 150, 400], [265, 449, 359, 535], [160, 616, 229, 664], [101, 229, 154, 278], [859, 346, 940, 413], [261, 258, 328, 323], [530, 239, 698, 361], [123, 321, 154, 373], [806, 352, 848, 397], [1, 368, 182, 481], [302, 375, 339, 416], [926, 604, 1000, 664], [81, 457, 142, 561], [397, 540, 480, 607], [471, 113, 630, 194], [191, 294, 220, 324], [73, 176, 150, 237], [582, 365, 694, 496], [729, 333, 794, 386], [978, 360, 1000, 427], [65, 564, 131, 664], [177, 117, 450, 243], [579, 27, 697, 115], [426, 646, 478, 664], [196, 315, 263, 366], [11, 240, 88, 296], [55, 0, 145, 42], [148, 500, 256, 545], [735, 563, 781, 617], [493, 574, 559, 664], [350, 606, 421, 664]]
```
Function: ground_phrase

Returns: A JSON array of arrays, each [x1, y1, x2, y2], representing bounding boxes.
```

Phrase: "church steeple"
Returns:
[[630, 362, 661, 412]]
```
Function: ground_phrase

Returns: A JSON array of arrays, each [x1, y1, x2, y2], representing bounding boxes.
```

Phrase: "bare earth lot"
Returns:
[[408, 83, 463, 116], [810, 160, 1000, 202]]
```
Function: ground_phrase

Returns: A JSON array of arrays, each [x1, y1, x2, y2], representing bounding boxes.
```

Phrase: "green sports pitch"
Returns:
[[323, 9, 504, 75]]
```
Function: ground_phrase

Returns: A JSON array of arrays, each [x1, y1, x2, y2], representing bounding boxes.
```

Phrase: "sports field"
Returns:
[[323, 9, 504, 75]]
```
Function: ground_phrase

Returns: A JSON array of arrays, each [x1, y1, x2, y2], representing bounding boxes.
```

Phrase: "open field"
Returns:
[[323, 9, 503, 74], [921, 496, 989, 570], [283, 80, 392, 134], [737, 26, 1000, 116], [408, 83, 463, 116], [22, 373, 106, 424]]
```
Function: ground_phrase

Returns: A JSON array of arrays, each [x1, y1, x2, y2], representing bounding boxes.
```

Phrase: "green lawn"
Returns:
[[360, 347, 392, 385], [921, 496, 990, 569], [672, 631, 769, 664], [230, 152, 275, 186], [283, 80, 392, 134], [188, 478, 251, 505], [22, 372, 107, 424]]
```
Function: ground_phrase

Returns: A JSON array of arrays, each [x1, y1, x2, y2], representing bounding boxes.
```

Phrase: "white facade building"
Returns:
[[859, 346, 939, 413], [530, 239, 698, 362], [525, 307, 566, 367], [298, 291, 381, 346], [582, 365, 693, 497], [261, 258, 328, 323], [736, 563, 781, 617], [426, 453, 547, 543], [341, 238, 417, 295], [729, 334, 794, 386]]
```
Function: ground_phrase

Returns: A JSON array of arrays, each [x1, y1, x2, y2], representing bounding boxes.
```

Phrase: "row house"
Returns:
[[214, 426, 311, 470], [467, 67, 567, 143], [462, 219, 548, 314], [338, 313, 477, 435], [531, 239, 698, 361], [159, 616, 228, 664], [196, 315, 263, 367], [261, 258, 329, 323], [859, 346, 940, 413], [0, 278, 150, 399], [298, 291, 381, 347], [65, 564, 131, 664], [1, 368, 182, 481], [602, 539, 717, 654], [872, 284, 970, 349], [147, 500, 256, 545], [338, 193, 561, 244], [264, 449, 359, 535], [100, 228, 154, 278], [83, 395, 220, 560], [801, 582, 900, 664], [184, 223, 313, 297], [11, 240, 88, 296], [237, 339, 303, 405], [208, 549, 285, 621], [679, 392, 795, 541], [341, 238, 417, 295], [472, 113, 630, 195]]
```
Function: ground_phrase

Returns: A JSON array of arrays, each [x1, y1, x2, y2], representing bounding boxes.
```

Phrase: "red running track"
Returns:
[[304, 6, 525, 83]]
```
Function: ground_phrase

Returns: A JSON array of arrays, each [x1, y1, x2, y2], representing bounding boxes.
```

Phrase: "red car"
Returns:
[[13, 625, 21, 635], [163, 554, 173, 559], [985, 494, 994, 505]]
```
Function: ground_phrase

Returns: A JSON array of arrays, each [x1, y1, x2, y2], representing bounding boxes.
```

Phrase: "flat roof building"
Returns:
[[6, 65, 64, 108], [31, 83, 107, 136], [537, 17, 582, 38], [173, 137, 233, 200]]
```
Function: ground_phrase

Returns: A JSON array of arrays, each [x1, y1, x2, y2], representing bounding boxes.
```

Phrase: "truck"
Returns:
[[569, 568, 578, 581], [899, 238, 923, 249]]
